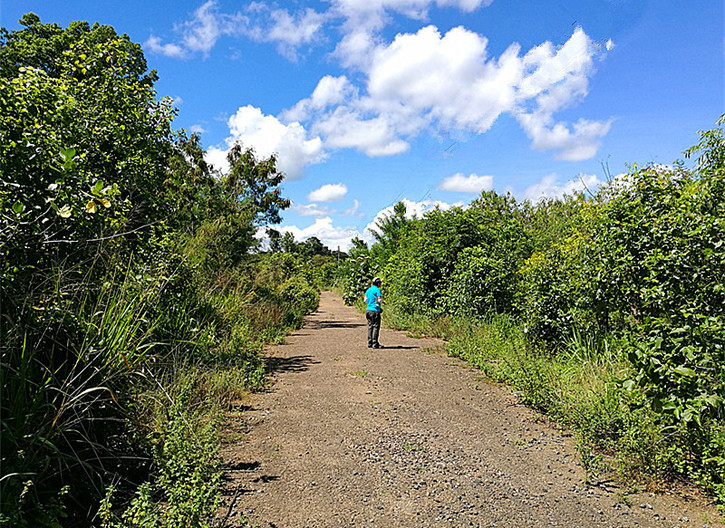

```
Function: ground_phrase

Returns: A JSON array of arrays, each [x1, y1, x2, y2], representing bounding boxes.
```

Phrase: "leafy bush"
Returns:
[[0, 14, 304, 526], [592, 163, 725, 426], [440, 245, 516, 317]]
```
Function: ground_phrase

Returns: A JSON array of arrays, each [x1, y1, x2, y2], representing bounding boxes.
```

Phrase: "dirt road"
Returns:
[[220, 291, 722, 528]]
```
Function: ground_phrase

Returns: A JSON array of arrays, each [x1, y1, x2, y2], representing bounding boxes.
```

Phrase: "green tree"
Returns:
[[368, 201, 411, 262], [224, 144, 291, 227], [383, 192, 529, 317]]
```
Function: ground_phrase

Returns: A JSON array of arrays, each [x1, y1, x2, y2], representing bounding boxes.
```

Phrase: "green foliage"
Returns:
[[224, 144, 291, 227], [368, 201, 411, 263], [340, 238, 374, 305], [382, 191, 529, 317], [99, 406, 221, 528], [518, 227, 596, 344], [1, 14, 313, 527], [439, 245, 515, 317], [334, 115, 725, 504], [592, 161, 725, 424]]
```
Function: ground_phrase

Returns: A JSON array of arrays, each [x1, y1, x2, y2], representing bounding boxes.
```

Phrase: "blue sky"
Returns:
[[2, 0, 723, 250]]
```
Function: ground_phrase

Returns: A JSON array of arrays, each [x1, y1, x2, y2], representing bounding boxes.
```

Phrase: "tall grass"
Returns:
[[434, 314, 709, 488], [2, 244, 324, 526], [1, 267, 160, 526]]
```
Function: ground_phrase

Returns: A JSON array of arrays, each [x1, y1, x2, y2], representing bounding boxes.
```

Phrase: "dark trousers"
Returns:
[[366, 310, 381, 347]]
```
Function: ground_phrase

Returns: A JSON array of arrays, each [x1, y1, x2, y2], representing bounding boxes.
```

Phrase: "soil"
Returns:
[[219, 291, 723, 528]]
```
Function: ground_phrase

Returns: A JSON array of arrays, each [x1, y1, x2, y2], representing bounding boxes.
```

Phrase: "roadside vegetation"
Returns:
[[339, 115, 725, 505], [2, 11, 723, 527], [0, 14, 334, 527]]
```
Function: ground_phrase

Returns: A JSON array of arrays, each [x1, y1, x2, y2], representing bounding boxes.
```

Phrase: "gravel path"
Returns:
[[220, 291, 722, 528]]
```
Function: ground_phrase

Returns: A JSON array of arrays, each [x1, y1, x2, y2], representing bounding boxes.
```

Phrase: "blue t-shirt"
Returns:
[[365, 285, 382, 312]]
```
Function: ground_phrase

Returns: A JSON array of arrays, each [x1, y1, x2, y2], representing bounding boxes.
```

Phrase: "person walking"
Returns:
[[364, 277, 383, 349]]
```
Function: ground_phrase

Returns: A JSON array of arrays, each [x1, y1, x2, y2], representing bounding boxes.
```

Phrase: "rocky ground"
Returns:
[[219, 291, 723, 528]]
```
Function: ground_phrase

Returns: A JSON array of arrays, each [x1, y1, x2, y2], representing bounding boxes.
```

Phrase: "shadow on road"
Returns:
[[224, 461, 260, 471], [309, 320, 365, 329], [264, 354, 319, 373]]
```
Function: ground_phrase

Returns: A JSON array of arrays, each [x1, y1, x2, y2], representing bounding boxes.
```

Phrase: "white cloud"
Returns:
[[331, 0, 493, 68], [265, 9, 325, 46], [292, 203, 335, 217], [179, 0, 230, 55], [340, 199, 364, 217], [280, 217, 361, 251], [437, 172, 494, 193], [367, 25, 519, 133], [145, 1, 325, 60], [307, 183, 348, 202], [313, 108, 410, 156], [282, 76, 357, 122], [284, 24, 612, 161], [151, 1, 612, 164], [144, 35, 187, 59], [521, 172, 603, 202], [222, 105, 326, 180], [205, 145, 229, 174], [517, 112, 613, 161], [189, 124, 207, 134]]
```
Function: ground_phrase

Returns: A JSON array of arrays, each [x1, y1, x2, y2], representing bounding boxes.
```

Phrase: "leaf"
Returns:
[[92, 180, 104, 196], [85, 200, 98, 213], [12, 202, 24, 214], [99, 198, 111, 208], [60, 148, 76, 170], [61, 148, 76, 161], [673, 365, 697, 377], [58, 205, 72, 218]]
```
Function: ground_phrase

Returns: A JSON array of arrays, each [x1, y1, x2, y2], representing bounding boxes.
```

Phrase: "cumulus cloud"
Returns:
[[437, 172, 494, 193], [307, 183, 348, 202], [153, 1, 612, 164], [145, 1, 325, 60], [216, 105, 326, 180], [517, 112, 613, 161], [292, 203, 335, 217], [331, 0, 493, 68], [282, 76, 358, 122], [313, 108, 411, 156], [280, 217, 361, 251], [189, 124, 207, 134], [521, 172, 603, 202], [283, 24, 612, 161], [367, 25, 517, 133]]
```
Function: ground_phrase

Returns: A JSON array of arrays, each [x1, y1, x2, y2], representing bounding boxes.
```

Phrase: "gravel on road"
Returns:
[[220, 291, 723, 528]]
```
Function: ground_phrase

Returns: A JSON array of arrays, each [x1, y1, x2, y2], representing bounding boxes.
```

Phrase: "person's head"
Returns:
[[372, 277, 382, 286]]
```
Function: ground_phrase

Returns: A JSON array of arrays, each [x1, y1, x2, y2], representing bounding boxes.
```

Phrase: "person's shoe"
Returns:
[[372, 344, 383, 349]]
